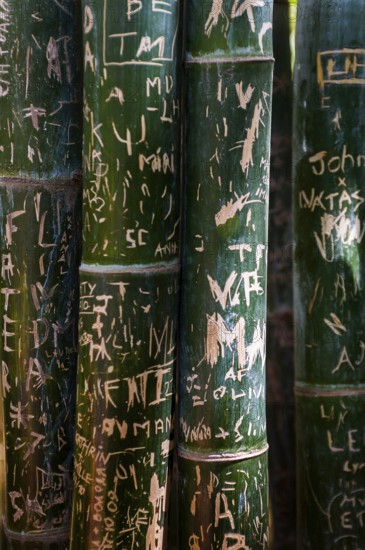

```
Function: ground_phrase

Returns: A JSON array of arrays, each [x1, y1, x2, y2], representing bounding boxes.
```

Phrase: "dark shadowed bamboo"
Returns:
[[294, 1, 365, 547], [0, 1, 82, 548], [266, 0, 295, 547], [179, 1, 273, 547], [70, 2, 182, 548]]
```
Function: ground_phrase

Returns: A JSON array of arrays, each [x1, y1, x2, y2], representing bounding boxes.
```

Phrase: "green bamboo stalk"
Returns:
[[294, 1, 365, 547], [0, 1, 82, 548], [70, 2, 182, 548], [178, 1, 273, 547], [266, 0, 295, 547]]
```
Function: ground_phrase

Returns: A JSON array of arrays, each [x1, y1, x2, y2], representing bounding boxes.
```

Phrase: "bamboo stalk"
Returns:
[[178, 1, 273, 547], [0, 1, 82, 548], [266, 1, 295, 548], [294, 1, 365, 547], [0, 402, 5, 548], [70, 2, 182, 548]]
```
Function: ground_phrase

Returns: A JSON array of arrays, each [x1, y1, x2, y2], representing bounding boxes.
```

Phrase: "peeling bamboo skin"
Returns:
[[70, 1, 182, 547], [294, 0, 365, 547], [266, 1, 295, 548], [179, 454, 269, 549], [179, 0, 273, 546], [0, 182, 82, 549], [0, 1, 82, 548]]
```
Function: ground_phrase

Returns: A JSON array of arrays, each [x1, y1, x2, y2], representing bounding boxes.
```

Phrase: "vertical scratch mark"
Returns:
[[25, 46, 31, 99]]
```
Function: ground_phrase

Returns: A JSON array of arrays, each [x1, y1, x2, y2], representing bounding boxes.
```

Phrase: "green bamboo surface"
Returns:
[[266, 0, 295, 547], [0, 183, 81, 550], [294, 1, 365, 547], [0, 400, 4, 548], [179, 1, 273, 546], [0, 1, 82, 548], [70, 2, 182, 547]]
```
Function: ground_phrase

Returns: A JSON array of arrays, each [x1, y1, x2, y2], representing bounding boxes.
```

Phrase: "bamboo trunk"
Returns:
[[70, 2, 182, 548], [266, 0, 295, 547], [0, 1, 82, 548], [294, 1, 365, 547], [178, 1, 273, 547]]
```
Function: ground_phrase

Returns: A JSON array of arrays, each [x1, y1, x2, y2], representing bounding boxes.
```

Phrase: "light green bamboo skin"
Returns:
[[267, 1, 295, 547], [294, 1, 365, 547], [70, 2, 182, 547], [179, 1, 273, 546], [0, 1, 82, 548]]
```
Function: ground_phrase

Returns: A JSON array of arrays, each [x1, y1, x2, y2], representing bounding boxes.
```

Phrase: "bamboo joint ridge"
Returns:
[[295, 385, 365, 397], [185, 56, 274, 65], [2, 519, 70, 543], [80, 260, 180, 275], [177, 444, 269, 463]]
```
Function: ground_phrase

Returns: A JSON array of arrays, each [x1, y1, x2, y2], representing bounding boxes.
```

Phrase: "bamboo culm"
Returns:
[[294, 1, 365, 547], [0, 1, 82, 548], [70, 2, 182, 548], [178, 1, 273, 547], [266, 0, 296, 547]]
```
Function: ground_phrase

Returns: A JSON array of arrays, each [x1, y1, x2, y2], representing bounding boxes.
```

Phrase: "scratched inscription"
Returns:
[[318, 49, 365, 91], [179, 454, 269, 549], [82, 0, 181, 265], [0, 184, 81, 538], [71, 1, 182, 548], [178, 1, 272, 546], [0, 0, 82, 545], [295, 102, 365, 385], [294, 2, 365, 545], [0, 0, 82, 180], [187, 0, 272, 56], [296, 395, 365, 549], [179, 62, 272, 455], [102, 0, 179, 67], [72, 269, 179, 548]]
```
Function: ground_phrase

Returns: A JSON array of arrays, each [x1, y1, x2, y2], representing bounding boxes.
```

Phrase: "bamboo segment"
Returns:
[[0, 403, 4, 546], [0, 184, 81, 550], [294, 1, 365, 547], [72, 267, 179, 548], [179, 1, 273, 546], [179, 454, 269, 549], [70, 2, 182, 548], [0, 1, 82, 548], [0, 2, 82, 182], [266, 1, 295, 547]]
